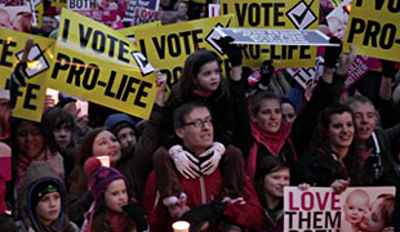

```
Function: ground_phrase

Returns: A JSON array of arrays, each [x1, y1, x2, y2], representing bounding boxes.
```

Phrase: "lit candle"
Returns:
[[96, 156, 110, 167], [172, 220, 190, 232]]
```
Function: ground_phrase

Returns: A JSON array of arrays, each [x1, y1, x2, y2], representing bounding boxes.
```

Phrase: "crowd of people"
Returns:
[[0, 0, 400, 232]]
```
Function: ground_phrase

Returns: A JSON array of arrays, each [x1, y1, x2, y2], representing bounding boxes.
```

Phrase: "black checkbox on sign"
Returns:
[[16, 43, 50, 79], [286, 0, 317, 30]]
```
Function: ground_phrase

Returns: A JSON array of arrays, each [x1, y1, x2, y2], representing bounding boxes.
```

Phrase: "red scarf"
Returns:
[[193, 89, 213, 98], [105, 211, 130, 232], [246, 122, 292, 179]]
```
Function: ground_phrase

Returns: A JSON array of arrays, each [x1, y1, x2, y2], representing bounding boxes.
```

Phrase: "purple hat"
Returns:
[[84, 157, 128, 203]]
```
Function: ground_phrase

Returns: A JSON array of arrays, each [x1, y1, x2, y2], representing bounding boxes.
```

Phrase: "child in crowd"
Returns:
[[342, 189, 370, 232], [18, 161, 77, 232], [81, 157, 148, 232], [105, 113, 138, 152]]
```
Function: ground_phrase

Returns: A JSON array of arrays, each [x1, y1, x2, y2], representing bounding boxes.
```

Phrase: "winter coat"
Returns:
[[231, 72, 345, 179], [18, 161, 76, 232], [254, 208, 283, 232], [362, 124, 400, 185], [143, 168, 264, 232], [295, 148, 365, 187]]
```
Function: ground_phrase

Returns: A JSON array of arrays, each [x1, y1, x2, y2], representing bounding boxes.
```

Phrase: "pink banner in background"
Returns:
[[0, 0, 25, 6], [0, 157, 11, 181]]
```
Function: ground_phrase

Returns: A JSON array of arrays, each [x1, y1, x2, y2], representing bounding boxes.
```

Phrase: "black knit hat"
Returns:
[[30, 180, 61, 210]]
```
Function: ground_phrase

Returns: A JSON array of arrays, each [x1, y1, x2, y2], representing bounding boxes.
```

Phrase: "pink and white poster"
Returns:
[[284, 186, 396, 232]]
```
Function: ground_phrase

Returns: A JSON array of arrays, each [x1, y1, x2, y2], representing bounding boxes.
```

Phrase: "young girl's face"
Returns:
[[196, 61, 221, 92], [35, 192, 61, 225], [92, 130, 122, 165], [262, 168, 290, 198], [104, 179, 128, 213], [16, 121, 44, 158]]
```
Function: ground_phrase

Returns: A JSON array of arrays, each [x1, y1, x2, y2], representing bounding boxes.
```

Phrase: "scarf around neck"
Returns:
[[246, 122, 292, 179], [193, 89, 213, 98], [105, 210, 130, 232], [17, 147, 56, 189]]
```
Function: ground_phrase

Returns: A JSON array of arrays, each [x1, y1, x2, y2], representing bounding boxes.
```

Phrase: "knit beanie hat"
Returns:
[[84, 157, 128, 203], [104, 113, 136, 135], [31, 180, 62, 210]]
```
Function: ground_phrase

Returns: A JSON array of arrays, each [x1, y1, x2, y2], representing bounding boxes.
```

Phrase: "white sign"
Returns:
[[67, 0, 95, 10], [215, 28, 337, 46]]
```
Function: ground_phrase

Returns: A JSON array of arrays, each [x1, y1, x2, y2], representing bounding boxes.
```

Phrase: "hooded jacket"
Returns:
[[18, 161, 76, 232]]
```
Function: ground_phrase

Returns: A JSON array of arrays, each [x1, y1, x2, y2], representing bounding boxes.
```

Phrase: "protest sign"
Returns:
[[215, 28, 333, 46], [330, 0, 343, 8], [344, 0, 400, 62], [0, 141, 11, 181], [118, 20, 161, 44], [67, 0, 95, 10], [123, 0, 160, 26], [1, 5, 37, 30], [0, 0, 24, 5], [47, 9, 157, 120], [326, 0, 351, 42], [284, 186, 396, 232], [52, 0, 67, 8], [184, 0, 206, 4], [0, 28, 55, 122], [208, 3, 220, 17], [26, 0, 42, 27], [220, 0, 319, 68], [134, 14, 233, 90], [68, 0, 127, 29], [286, 56, 324, 89], [75, 9, 119, 23]]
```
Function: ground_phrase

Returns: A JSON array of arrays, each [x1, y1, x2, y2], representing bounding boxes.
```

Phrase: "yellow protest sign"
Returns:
[[51, 0, 67, 8], [0, 28, 55, 122], [183, 0, 207, 4], [134, 15, 233, 90], [26, 0, 44, 27], [330, 0, 343, 8], [220, 0, 319, 68], [118, 21, 161, 40], [47, 9, 157, 120], [344, 1, 400, 62]]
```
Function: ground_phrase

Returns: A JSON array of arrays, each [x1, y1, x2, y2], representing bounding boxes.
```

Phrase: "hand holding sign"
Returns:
[[155, 70, 167, 107], [330, 178, 350, 194], [10, 38, 34, 109], [324, 36, 342, 68], [380, 59, 396, 79], [260, 60, 274, 87], [337, 44, 357, 76], [214, 36, 242, 67]]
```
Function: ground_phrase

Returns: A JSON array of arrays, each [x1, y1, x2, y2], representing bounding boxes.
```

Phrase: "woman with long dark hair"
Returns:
[[296, 104, 365, 189]]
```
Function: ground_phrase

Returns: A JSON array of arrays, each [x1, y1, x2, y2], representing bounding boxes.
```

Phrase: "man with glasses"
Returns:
[[143, 101, 263, 232]]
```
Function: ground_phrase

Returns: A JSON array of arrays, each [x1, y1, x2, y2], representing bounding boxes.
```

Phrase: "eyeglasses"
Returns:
[[183, 117, 212, 128]]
